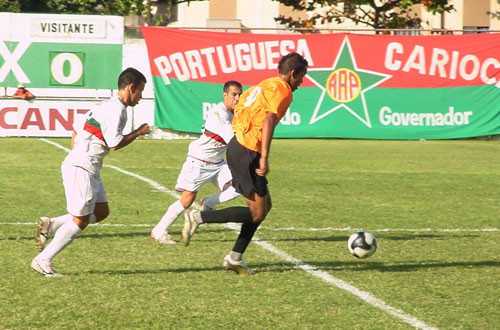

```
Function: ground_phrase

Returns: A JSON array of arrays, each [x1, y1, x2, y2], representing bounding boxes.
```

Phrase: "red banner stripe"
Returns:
[[141, 27, 500, 89]]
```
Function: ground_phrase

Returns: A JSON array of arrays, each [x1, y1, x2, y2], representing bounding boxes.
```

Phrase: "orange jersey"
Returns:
[[233, 77, 292, 153]]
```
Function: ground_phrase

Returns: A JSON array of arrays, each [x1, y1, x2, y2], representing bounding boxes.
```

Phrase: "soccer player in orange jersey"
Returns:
[[182, 52, 309, 274]]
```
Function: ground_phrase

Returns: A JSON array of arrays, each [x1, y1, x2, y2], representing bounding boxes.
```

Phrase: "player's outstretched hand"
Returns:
[[137, 123, 151, 135]]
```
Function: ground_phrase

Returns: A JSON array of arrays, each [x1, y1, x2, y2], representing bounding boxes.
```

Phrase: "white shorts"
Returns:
[[61, 163, 107, 216], [175, 156, 232, 192]]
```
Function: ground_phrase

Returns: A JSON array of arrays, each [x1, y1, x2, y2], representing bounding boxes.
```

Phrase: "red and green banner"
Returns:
[[141, 27, 500, 139]]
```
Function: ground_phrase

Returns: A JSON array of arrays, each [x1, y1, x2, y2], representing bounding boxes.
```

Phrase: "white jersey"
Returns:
[[63, 96, 127, 175], [187, 101, 234, 163]]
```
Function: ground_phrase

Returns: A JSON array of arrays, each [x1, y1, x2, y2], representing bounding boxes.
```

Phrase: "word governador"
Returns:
[[39, 22, 95, 34], [379, 106, 473, 127]]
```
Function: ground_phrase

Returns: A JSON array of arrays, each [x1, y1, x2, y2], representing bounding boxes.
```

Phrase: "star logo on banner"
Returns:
[[307, 37, 392, 128]]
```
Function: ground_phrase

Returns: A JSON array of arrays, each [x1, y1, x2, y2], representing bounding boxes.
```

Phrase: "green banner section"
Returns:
[[153, 77, 218, 133], [154, 77, 500, 139], [143, 28, 500, 139], [0, 41, 121, 89]]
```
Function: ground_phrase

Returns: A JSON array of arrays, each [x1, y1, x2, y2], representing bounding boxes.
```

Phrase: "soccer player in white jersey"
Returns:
[[31, 68, 151, 277], [150, 81, 243, 244]]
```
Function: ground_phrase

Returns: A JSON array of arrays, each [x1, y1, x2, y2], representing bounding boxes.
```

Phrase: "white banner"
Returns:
[[0, 99, 154, 137]]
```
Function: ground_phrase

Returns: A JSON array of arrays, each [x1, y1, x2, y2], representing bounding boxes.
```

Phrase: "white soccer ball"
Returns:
[[347, 230, 377, 259]]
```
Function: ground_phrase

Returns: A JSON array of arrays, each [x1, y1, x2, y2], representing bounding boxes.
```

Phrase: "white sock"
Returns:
[[229, 251, 242, 262], [51, 214, 73, 233], [52, 214, 95, 234], [203, 186, 240, 209], [151, 200, 185, 238], [36, 220, 82, 262]]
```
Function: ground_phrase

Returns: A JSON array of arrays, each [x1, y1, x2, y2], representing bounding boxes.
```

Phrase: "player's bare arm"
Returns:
[[110, 123, 150, 151], [70, 130, 77, 149], [257, 112, 279, 177]]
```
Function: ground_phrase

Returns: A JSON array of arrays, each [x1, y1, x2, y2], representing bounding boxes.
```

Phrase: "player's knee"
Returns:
[[93, 202, 110, 222], [180, 192, 197, 208], [180, 200, 193, 209], [74, 217, 89, 230], [251, 209, 268, 223], [96, 211, 109, 222], [94, 208, 110, 222]]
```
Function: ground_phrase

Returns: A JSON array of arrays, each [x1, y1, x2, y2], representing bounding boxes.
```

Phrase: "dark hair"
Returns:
[[118, 67, 147, 90], [223, 80, 242, 93], [278, 52, 308, 76]]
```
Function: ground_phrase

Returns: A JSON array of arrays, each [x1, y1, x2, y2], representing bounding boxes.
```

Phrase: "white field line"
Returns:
[[2, 222, 497, 233], [36, 138, 438, 329], [34, 139, 498, 233], [262, 227, 499, 232], [249, 233, 438, 330]]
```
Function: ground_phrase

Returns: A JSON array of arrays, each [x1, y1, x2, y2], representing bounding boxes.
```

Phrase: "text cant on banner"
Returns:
[[141, 27, 500, 140]]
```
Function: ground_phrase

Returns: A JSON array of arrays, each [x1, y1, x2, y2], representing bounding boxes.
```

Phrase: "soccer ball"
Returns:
[[347, 230, 377, 259]]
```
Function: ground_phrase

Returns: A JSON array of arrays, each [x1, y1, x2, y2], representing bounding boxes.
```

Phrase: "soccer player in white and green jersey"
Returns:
[[31, 68, 150, 277], [150, 81, 243, 244]]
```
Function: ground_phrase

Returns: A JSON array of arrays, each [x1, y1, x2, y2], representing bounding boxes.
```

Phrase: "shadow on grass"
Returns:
[[74, 264, 304, 276], [80, 265, 226, 276], [244, 259, 500, 274], [3, 223, 484, 243], [296, 259, 500, 272], [1, 231, 153, 242], [64, 259, 500, 277], [2, 226, 230, 241], [261, 232, 480, 243]]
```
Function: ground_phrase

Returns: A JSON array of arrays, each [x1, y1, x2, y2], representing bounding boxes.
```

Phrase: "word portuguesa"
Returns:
[[153, 39, 313, 84]]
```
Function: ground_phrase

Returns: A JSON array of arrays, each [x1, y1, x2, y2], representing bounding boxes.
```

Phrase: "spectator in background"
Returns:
[[12, 83, 36, 100]]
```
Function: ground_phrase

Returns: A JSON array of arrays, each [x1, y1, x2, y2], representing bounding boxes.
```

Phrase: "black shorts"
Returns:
[[227, 137, 268, 197]]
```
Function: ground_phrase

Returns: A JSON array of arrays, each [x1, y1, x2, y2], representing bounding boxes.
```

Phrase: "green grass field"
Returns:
[[0, 137, 499, 329]]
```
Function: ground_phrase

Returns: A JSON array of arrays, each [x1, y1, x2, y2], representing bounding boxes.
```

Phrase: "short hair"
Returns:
[[223, 80, 242, 93], [278, 52, 309, 76], [118, 67, 147, 90]]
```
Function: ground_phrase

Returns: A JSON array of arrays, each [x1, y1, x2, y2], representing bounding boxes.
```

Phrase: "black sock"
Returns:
[[232, 221, 261, 254], [200, 206, 253, 224]]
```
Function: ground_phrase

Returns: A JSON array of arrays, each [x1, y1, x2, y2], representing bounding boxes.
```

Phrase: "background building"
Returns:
[[156, 0, 500, 33]]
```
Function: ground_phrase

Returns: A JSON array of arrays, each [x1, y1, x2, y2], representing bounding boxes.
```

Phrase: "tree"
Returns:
[[273, 0, 454, 32], [0, 0, 204, 25], [0, 0, 21, 12]]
